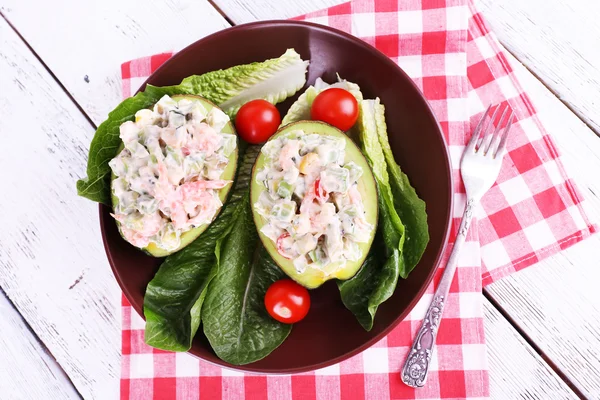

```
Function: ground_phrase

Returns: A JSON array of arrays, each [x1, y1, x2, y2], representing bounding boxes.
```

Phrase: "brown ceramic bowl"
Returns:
[[100, 20, 452, 373]]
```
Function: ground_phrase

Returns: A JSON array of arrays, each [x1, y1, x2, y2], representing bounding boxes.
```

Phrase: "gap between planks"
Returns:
[[0, 286, 82, 399], [483, 291, 586, 400], [0, 13, 85, 400], [207, 0, 236, 25], [0, 11, 97, 130], [0, 14, 123, 399], [477, 0, 600, 136], [477, 14, 599, 139]]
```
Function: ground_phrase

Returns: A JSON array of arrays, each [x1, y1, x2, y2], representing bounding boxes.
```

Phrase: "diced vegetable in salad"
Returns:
[[109, 95, 236, 252], [254, 130, 374, 275]]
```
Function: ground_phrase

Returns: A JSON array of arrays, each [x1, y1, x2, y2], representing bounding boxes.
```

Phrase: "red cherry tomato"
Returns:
[[310, 88, 359, 131], [264, 279, 311, 324], [235, 99, 281, 144]]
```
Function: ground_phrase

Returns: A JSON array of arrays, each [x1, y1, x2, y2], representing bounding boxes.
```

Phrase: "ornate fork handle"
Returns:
[[401, 199, 477, 388]]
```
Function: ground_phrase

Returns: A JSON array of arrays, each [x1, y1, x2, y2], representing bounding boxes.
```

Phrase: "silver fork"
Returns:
[[401, 104, 514, 388]]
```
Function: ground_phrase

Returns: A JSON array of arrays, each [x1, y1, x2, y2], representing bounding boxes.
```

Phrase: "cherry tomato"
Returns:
[[264, 279, 311, 324], [310, 88, 359, 131], [235, 99, 281, 144]]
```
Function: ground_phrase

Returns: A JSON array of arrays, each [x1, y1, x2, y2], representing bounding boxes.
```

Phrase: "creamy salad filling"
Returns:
[[255, 131, 374, 274], [109, 95, 236, 252]]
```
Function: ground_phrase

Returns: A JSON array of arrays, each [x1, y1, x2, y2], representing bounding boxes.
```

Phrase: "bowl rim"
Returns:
[[100, 19, 454, 374]]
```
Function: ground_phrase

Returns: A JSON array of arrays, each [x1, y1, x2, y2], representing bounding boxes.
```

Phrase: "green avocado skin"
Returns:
[[250, 120, 379, 289], [111, 94, 239, 258]]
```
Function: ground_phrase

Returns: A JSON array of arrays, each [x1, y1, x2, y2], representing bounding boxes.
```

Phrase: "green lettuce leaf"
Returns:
[[358, 99, 406, 254], [336, 99, 406, 331], [314, 74, 364, 101], [371, 98, 429, 276], [339, 98, 429, 330], [201, 192, 291, 365], [143, 194, 235, 351], [75, 88, 173, 204], [280, 74, 363, 126], [76, 49, 308, 204], [337, 236, 401, 331], [142, 146, 256, 352], [176, 48, 308, 118], [279, 86, 318, 126]]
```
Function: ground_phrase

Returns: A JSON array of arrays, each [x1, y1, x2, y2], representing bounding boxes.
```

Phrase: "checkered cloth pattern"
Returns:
[[465, 2, 596, 284], [117, 0, 596, 398]]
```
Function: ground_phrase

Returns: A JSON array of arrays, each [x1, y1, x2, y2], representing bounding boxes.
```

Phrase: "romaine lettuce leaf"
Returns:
[[142, 189, 237, 351], [176, 48, 308, 118], [337, 234, 401, 331], [358, 99, 406, 255], [201, 192, 291, 365], [339, 98, 429, 330], [337, 99, 407, 330], [75, 88, 173, 204], [142, 146, 256, 351], [76, 49, 308, 205], [314, 74, 364, 101], [371, 98, 429, 276], [279, 86, 318, 126], [280, 74, 363, 127]]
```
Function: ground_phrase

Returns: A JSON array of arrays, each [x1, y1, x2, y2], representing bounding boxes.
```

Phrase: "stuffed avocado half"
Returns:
[[110, 94, 238, 257], [251, 121, 378, 289]]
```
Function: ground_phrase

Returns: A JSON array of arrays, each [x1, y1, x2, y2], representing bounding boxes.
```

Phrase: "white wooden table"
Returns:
[[1, 0, 599, 398]]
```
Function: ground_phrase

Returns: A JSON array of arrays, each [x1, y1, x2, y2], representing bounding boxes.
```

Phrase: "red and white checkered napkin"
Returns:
[[118, 0, 596, 398]]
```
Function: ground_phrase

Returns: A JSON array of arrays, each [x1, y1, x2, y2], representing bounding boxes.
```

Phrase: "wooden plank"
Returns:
[[0, 17, 121, 399], [483, 298, 578, 399], [0, 290, 80, 399], [0, 2, 231, 395], [483, 48, 600, 398], [1, 0, 598, 397], [477, 0, 600, 134], [0, 0, 230, 126], [486, 239, 600, 398], [210, 0, 344, 23]]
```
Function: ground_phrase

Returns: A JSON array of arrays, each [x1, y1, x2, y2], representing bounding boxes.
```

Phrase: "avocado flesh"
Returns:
[[111, 94, 238, 258], [250, 121, 378, 289]]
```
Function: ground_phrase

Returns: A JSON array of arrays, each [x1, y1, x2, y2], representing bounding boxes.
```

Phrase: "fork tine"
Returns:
[[466, 104, 491, 152], [494, 112, 514, 158], [479, 105, 501, 152], [485, 105, 510, 155]]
